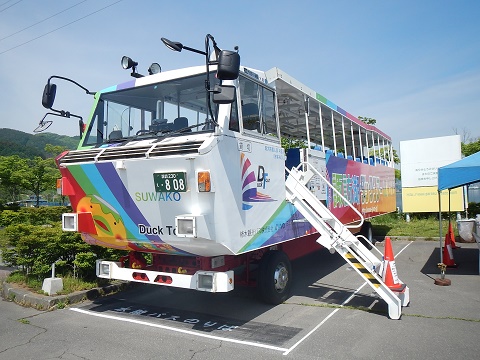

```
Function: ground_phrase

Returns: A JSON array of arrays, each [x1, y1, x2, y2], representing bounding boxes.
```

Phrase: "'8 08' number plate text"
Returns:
[[153, 172, 187, 192]]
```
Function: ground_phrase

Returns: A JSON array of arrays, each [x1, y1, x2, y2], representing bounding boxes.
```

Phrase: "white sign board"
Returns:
[[400, 135, 461, 188], [303, 148, 327, 201]]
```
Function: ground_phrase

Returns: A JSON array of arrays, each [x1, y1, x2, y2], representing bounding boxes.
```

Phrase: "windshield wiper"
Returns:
[[132, 121, 215, 140]]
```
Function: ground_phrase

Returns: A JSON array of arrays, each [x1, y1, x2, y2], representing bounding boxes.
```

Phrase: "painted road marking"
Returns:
[[283, 281, 368, 356], [282, 241, 413, 356], [70, 307, 289, 353], [76, 299, 300, 346]]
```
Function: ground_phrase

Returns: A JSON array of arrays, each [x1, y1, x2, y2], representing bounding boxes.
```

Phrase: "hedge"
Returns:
[[0, 207, 125, 279]]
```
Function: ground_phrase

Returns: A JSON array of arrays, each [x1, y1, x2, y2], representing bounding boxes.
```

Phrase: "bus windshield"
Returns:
[[82, 71, 219, 146]]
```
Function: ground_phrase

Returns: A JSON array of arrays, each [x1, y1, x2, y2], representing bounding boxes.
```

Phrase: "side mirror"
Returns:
[[34, 113, 54, 133], [216, 50, 240, 80], [42, 83, 57, 109], [212, 85, 236, 104]]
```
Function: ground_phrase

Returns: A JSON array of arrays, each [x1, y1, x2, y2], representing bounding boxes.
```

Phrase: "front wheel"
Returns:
[[257, 250, 292, 305]]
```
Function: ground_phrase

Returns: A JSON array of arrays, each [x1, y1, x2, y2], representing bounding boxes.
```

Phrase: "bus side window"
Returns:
[[238, 75, 278, 137], [242, 103, 260, 131], [83, 100, 105, 146], [229, 99, 240, 132], [262, 88, 278, 137], [239, 76, 261, 132]]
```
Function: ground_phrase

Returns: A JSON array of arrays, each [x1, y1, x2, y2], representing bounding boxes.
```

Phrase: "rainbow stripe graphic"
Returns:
[[62, 162, 190, 255]]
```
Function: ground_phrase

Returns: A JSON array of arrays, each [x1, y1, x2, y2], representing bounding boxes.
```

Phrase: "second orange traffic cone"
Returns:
[[382, 237, 406, 291], [447, 222, 458, 249], [443, 230, 457, 267]]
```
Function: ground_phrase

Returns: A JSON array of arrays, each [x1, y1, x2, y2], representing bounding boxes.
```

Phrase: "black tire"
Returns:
[[359, 221, 374, 249], [257, 250, 292, 305]]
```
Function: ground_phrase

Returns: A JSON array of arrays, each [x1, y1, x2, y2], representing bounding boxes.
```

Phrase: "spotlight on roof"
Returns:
[[121, 56, 143, 78], [121, 56, 137, 70], [148, 63, 161, 75]]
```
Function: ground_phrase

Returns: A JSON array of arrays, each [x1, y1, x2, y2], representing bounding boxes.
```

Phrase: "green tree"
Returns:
[[374, 145, 400, 164], [358, 116, 400, 163], [462, 138, 480, 157], [357, 116, 377, 125], [45, 144, 68, 158], [281, 137, 307, 151], [18, 157, 59, 207], [359, 116, 401, 180], [0, 155, 29, 203]]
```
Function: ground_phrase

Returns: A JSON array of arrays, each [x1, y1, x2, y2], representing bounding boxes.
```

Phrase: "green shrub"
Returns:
[[0, 210, 28, 227], [1, 221, 125, 279], [468, 202, 480, 216], [0, 206, 71, 227]]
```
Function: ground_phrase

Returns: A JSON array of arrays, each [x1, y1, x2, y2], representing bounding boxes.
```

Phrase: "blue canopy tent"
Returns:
[[438, 151, 480, 192], [437, 151, 480, 266]]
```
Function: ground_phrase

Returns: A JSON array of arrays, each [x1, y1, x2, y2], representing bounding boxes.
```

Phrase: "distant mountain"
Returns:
[[0, 128, 79, 158]]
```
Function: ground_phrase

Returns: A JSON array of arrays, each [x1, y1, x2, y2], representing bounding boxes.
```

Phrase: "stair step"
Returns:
[[345, 252, 382, 288]]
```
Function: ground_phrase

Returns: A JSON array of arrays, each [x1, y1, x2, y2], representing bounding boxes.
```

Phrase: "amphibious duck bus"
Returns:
[[39, 34, 406, 318]]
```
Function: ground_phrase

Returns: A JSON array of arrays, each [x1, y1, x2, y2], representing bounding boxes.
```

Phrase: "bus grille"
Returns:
[[59, 140, 203, 164]]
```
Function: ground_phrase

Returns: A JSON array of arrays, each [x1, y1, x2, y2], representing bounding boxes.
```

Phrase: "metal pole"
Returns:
[[439, 191, 443, 263], [351, 121, 356, 159], [319, 103, 325, 151], [341, 116, 347, 156], [304, 96, 311, 153], [448, 188, 452, 232], [331, 110, 336, 155]]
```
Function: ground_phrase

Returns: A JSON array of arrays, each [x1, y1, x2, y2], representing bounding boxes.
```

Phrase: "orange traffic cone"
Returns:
[[382, 237, 406, 291], [443, 231, 457, 268], [447, 222, 458, 249]]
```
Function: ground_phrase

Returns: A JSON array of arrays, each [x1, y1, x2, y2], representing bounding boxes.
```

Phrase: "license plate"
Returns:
[[153, 172, 187, 192]]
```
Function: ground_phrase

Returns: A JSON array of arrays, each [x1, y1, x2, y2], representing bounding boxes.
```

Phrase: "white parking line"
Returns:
[[396, 241, 413, 257], [283, 282, 368, 355], [283, 241, 413, 356], [283, 308, 339, 356], [70, 307, 288, 353]]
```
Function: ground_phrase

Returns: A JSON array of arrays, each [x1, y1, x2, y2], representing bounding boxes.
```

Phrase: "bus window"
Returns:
[[239, 75, 278, 138], [83, 100, 105, 146], [229, 99, 240, 132], [262, 87, 278, 138], [240, 76, 260, 131]]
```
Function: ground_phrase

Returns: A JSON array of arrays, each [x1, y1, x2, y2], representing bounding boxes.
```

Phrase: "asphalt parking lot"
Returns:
[[1, 240, 479, 359]]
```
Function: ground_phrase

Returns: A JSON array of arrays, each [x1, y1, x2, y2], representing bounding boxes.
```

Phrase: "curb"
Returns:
[[1, 280, 131, 310], [374, 236, 443, 242]]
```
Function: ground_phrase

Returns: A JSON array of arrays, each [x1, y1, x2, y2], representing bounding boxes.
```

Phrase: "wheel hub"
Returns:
[[274, 263, 289, 292]]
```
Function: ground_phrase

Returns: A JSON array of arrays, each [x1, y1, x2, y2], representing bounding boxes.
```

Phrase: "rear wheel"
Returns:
[[359, 221, 374, 249], [257, 250, 292, 305]]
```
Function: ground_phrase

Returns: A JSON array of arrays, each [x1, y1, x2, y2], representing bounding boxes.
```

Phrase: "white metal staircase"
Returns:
[[285, 162, 409, 319]]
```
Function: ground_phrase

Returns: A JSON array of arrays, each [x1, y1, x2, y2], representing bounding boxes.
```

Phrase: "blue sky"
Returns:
[[0, 0, 479, 152]]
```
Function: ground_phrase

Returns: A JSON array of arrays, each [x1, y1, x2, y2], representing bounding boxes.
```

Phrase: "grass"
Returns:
[[371, 212, 459, 239], [6, 271, 105, 295]]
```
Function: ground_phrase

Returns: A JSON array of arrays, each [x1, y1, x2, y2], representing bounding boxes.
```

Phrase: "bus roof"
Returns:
[[265, 67, 391, 141], [97, 64, 391, 142]]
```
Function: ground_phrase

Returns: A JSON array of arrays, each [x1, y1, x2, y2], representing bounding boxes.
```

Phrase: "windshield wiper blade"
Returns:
[[161, 121, 215, 136], [127, 120, 216, 143]]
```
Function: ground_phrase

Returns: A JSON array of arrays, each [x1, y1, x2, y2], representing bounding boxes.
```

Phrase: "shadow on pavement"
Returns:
[[421, 246, 479, 275]]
